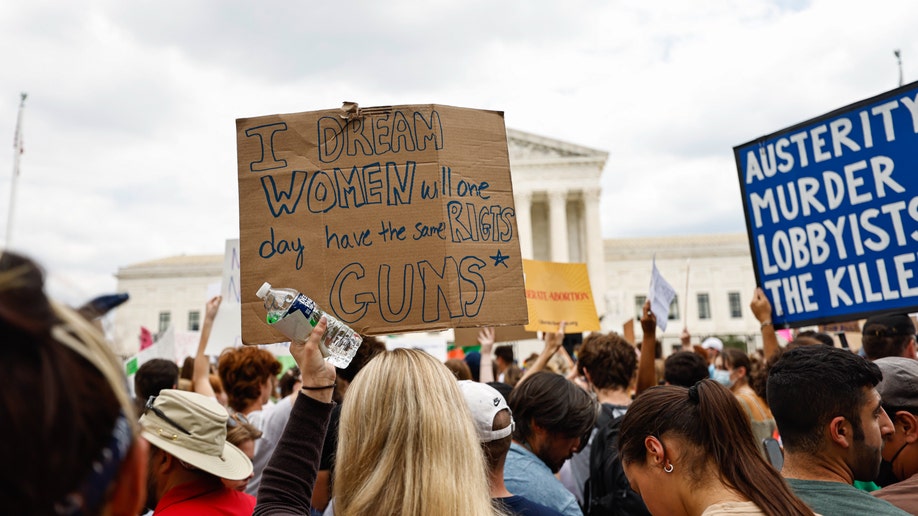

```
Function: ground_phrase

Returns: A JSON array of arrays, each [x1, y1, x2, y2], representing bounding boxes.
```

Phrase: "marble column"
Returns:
[[549, 190, 569, 262], [583, 188, 606, 315], [514, 190, 533, 259]]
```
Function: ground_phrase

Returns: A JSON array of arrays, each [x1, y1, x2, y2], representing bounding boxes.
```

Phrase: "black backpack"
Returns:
[[583, 404, 651, 516]]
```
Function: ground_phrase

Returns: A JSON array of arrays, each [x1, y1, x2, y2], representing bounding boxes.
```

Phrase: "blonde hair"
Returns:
[[334, 348, 500, 516]]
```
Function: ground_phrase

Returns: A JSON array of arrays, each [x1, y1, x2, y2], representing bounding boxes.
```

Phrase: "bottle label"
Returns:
[[286, 294, 320, 327], [271, 309, 313, 342]]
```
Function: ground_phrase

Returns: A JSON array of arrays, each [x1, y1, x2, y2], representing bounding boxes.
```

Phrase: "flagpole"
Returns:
[[683, 259, 690, 330], [6, 92, 26, 247]]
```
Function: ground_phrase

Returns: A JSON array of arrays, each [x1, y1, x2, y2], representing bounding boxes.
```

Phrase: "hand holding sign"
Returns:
[[519, 321, 566, 385], [290, 316, 337, 403], [640, 299, 656, 335], [750, 288, 773, 325]]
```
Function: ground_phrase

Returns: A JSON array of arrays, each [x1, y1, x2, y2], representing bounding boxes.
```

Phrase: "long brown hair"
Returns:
[[619, 380, 813, 515]]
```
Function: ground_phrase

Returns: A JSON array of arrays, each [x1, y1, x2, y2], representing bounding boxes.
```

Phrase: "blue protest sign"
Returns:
[[735, 80, 918, 327]]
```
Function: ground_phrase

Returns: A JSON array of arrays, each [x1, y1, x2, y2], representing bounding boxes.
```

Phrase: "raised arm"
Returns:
[[192, 295, 221, 398], [477, 327, 495, 383], [255, 317, 337, 515], [680, 327, 692, 352], [636, 300, 658, 394], [519, 322, 566, 384], [750, 288, 779, 360]]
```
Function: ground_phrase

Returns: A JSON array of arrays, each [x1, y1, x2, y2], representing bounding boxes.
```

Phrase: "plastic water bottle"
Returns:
[[256, 282, 363, 368]]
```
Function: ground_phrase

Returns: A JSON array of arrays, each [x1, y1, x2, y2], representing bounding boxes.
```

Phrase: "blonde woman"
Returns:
[[254, 319, 502, 516], [334, 348, 501, 515]]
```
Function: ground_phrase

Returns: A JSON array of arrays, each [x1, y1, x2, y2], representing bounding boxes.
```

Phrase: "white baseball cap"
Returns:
[[458, 381, 515, 442], [701, 337, 724, 352]]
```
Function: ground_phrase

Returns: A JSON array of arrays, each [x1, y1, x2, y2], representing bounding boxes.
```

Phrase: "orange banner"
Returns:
[[522, 259, 600, 333]]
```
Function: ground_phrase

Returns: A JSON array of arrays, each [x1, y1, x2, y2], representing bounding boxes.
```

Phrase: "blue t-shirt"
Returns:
[[497, 495, 564, 516], [504, 442, 583, 516]]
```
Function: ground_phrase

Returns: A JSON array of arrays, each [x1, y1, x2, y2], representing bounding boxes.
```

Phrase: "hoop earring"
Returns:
[[663, 462, 674, 473]]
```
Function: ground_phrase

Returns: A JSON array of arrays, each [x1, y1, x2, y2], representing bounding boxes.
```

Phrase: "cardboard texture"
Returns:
[[237, 104, 527, 344], [522, 259, 601, 333], [623, 318, 634, 344], [453, 325, 538, 347]]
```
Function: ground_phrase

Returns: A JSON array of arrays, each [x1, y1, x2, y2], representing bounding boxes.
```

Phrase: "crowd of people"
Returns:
[[6, 248, 918, 515]]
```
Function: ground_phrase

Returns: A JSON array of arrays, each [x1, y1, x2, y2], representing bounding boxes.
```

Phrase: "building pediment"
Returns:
[[507, 128, 608, 166]]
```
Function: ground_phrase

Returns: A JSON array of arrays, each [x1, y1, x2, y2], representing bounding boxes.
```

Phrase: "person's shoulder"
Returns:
[[787, 478, 909, 515], [508, 442, 535, 460], [700, 501, 765, 515], [497, 495, 565, 516], [261, 395, 294, 428], [158, 486, 254, 515], [872, 475, 918, 514], [786, 478, 847, 490]]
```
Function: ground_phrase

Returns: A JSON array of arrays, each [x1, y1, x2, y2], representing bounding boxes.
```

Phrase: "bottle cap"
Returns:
[[256, 282, 272, 299]]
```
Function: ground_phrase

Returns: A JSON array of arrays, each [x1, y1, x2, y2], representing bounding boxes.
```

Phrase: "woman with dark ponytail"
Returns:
[[0, 251, 148, 515], [618, 379, 815, 515]]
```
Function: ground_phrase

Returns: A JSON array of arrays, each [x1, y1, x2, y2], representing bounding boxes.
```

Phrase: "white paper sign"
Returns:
[[207, 239, 244, 353], [649, 257, 676, 331]]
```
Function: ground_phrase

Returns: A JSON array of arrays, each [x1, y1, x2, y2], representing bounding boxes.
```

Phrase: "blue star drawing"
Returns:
[[490, 250, 510, 268]]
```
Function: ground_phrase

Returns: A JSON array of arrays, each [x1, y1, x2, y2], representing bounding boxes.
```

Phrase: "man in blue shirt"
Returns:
[[459, 380, 563, 516], [504, 372, 597, 516]]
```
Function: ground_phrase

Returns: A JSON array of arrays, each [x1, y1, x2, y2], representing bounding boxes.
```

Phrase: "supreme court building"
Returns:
[[112, 129, 769, 356]]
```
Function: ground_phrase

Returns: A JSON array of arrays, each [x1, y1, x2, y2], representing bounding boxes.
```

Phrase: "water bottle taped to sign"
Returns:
[[256, 282, 363, 368]]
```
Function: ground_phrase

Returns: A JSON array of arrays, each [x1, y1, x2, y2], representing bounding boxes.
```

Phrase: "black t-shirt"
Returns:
[[319, 402, 342, 471]]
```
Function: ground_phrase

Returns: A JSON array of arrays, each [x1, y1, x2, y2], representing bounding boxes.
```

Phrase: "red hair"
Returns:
[[218, 346, 280, 412]]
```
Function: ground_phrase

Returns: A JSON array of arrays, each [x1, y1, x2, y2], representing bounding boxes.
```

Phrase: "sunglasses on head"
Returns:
[[144, 396, 191, 435]]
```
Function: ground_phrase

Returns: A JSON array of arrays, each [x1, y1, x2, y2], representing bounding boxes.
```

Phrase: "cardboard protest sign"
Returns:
[[522, 259, 601, 333], [735, 80, 918, 327], [453, 325, 538, 347], [237, 104, 528, 344]]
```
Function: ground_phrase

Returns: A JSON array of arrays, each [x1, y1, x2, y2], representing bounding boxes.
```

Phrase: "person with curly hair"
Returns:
[[560, 331, 642, 509], [217, 342, 280, 496], [218, 346, 281, 417]]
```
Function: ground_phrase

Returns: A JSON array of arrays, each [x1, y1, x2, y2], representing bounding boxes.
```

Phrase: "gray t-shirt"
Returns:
[[786, 478, 909, 516], [244, 397, 295, 497]]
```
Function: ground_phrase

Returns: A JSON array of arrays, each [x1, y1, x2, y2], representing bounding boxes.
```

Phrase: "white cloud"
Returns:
[[1, 0, 917, 302]]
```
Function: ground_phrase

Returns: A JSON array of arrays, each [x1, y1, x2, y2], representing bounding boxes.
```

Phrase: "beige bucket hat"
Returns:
[[140, 389, 253, 481]]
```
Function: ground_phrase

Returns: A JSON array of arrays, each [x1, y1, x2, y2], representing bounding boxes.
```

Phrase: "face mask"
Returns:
[[712, 369, 733, 387], [875, 442, 908, 487]]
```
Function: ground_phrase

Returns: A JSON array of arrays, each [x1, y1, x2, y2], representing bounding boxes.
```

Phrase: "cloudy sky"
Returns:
[[1, 0, 916, 304]]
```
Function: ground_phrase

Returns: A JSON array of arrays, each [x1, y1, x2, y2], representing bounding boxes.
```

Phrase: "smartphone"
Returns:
[[763, 437, 784, 470], [837, 332, 850, 350]]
